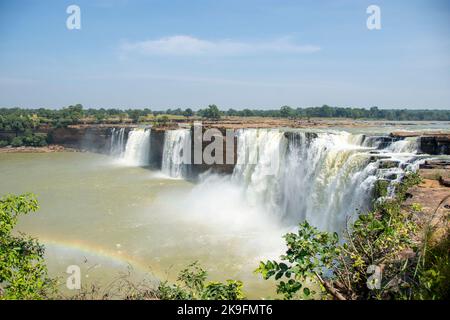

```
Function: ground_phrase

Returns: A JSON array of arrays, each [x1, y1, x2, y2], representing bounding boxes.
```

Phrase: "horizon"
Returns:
[[1, 0, 450, 109], [2, 104, 450, 112]]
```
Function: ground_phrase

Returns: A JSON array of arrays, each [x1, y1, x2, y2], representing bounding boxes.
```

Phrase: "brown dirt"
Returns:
[[0, 145, 76, 153], [404, 168, 450, 245]]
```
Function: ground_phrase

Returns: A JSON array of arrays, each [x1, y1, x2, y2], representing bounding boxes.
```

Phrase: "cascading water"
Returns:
[[114, 128, 151, 166], [162, 129, 191, 178], [232, 129, 287, 216], [110, 128, 126, 156], [386, 137, 419, 153], [111, 126, 423, 233], [230, 129, 421, 232]]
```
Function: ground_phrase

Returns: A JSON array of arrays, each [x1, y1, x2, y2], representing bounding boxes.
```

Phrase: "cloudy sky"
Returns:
[[0, 0, 449, 109]]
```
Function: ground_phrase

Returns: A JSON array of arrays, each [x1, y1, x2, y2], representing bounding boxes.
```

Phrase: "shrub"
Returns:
[[10, 136, 23, 147], [0, 193, 56, 299], [156, 262, 245, 300], [22, 133, 47, 147]]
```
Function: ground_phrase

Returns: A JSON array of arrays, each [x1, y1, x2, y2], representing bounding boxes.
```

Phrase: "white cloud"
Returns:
[[120, 35, 320, 56]]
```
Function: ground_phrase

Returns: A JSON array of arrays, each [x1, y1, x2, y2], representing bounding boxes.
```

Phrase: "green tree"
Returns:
[[280, 106, 294, 118], [127, 110, 142, 123], [183, 108, 194, 118], [0, 194, 55, 299], [202, 105, 221, 120]]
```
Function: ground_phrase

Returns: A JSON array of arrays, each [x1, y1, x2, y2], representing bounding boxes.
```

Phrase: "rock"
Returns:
[[420, 160, 450, 170], [369, 155, 391, 163], [365, 135, 398, 149], [419, 135, 450, 155], [385, 173, 398, 180], [389, 132, 450, 155], [439, 177, 450, 187], [390, 131, 422, 138], [379, 160, 400, 169]]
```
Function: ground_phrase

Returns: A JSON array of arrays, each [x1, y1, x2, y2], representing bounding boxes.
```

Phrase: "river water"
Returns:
[[0, 151, 282, 298]]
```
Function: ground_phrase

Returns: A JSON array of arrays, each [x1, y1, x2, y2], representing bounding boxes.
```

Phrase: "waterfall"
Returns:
[[117, 128, 151, 166], [110, 125, 422, 233], [162, 129, 191, 178], [110, 128, 126, 156], [230, 129, 421, 232], [386, 137, 419, 153], [232, 129, 287, 216]]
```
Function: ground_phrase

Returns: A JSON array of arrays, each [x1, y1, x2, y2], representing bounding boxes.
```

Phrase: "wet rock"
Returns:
[[369, 155, 391, 163], [378, 160, 400, 169], [385, 173, 398, 180], [420, 160, 450, 170], [365, 135, 398, 149], [419, 135, 450, 155]]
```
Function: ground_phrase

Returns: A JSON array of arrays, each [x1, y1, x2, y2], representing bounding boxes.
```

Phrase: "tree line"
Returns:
[[1, 104, 450, 131]]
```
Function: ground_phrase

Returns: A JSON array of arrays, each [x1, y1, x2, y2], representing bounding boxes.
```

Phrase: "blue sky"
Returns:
[[0, 0, 449, 109]]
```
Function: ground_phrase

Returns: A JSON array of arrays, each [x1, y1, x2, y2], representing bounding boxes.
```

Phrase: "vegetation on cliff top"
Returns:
[[1, 104, 450, 131]]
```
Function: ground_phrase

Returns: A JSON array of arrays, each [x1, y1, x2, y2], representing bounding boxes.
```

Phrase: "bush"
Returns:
[[22, 133, 47, 147], [0, 194, 56, 299], [10, 136, 23, 147], [0, 140, 8, 148], [156, 262, 245, 300], [8, 134, 47, 148]]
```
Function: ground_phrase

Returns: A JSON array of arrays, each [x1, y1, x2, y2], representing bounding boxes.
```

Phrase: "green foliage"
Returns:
[[415, 234, 450, 300], [257, 172, 448, 300], [0, 140, 8, 148], [373, 179, 390, 198], [256, 221, 339, 299], [202, 280, 245, 300], [199, 105, 221, 120], [10, 136, 24, 147], [0, 193, 55, 299], [183, 108, 194, 117], [280, 106, 295, 118], [156, 262, 244, 300], [6, 133, 47, 148], [2, 105, 450, 129]]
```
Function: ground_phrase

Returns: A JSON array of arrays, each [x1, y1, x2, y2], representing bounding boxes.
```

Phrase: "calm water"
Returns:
[[0, 152, 282, 298]]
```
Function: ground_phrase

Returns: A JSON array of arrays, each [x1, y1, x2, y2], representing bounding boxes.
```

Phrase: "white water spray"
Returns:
[[162, 129, 191, 178], [120, 128, 151, 166]]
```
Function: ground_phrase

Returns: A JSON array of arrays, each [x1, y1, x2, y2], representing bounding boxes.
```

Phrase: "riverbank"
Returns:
[[0, 144, 77, 153]]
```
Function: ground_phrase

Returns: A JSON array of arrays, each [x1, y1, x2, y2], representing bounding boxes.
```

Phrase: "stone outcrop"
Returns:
[[48, 126, 114, 153], [420, 135, 450, 155], [391, 131, 450, 155]]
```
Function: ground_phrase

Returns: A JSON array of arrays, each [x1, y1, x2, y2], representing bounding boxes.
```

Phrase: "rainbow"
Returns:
[[39, 236, 158, 276]]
